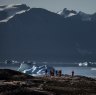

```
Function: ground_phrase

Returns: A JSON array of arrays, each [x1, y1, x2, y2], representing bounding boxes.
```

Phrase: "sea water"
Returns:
[[0, 66, 96, 78], [54, 67, 96, 78]]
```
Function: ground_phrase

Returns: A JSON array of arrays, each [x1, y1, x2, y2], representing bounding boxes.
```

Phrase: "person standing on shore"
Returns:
[[56, 70, 58, 76], [72, 70, 74, 77], [45, 69, 47, 76], [58, 70, 62, 77]]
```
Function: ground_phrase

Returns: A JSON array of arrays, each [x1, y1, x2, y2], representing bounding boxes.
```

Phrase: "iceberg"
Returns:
[[18, 62, 54, 76], [18, 61, 32, 72]]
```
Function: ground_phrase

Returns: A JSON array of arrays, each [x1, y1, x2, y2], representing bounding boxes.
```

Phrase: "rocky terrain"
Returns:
[[0, 69, 96, 95]]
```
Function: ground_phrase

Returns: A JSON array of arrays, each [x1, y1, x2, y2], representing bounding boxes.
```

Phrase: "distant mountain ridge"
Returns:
[[57, 8, 96, 21], [57, 8, 77, 18], [0, 4, 96, 62], [0, 4, 30, 22], [0, 5, 96, 23]]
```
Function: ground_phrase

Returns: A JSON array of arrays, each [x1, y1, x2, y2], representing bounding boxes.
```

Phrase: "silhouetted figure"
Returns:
[[50, 70, 52, 76], [45, 69, 47, 76], [72, 70, 74, 77], [50, 68, 54, 76], [56, 70, 58, 76], [58, 70, 62, 77]]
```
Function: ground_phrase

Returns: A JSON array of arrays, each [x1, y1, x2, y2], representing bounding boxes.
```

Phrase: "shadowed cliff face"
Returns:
[[0, 7, 96, 62]]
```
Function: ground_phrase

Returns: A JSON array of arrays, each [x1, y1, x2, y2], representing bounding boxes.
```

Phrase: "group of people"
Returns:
[[45, 68, 62, 76], [45, 69, 74, 77]]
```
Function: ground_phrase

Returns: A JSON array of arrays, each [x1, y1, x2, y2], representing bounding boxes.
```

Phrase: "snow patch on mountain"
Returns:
[[0, 4, 30, 22], [58, 8, 96, 21], [57, 8, 77, 18]]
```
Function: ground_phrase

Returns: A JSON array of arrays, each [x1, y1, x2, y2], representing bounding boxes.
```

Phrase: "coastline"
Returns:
[[0, 69, 96, 95]]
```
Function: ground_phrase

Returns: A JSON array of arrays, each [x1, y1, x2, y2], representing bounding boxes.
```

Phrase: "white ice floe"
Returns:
[[91, 68, 96, 70]]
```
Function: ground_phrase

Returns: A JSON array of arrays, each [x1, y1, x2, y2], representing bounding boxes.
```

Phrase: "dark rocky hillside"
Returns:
[[0, 69, 96, 95], [0, 69, 33, 80]]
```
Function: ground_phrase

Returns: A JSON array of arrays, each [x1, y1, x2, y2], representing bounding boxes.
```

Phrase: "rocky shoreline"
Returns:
[[0, 69, 96, 95]]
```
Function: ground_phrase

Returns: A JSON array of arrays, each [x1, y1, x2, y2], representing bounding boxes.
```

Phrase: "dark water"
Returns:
[[54, 67, 96, 78], [0, 66, 18, 70]]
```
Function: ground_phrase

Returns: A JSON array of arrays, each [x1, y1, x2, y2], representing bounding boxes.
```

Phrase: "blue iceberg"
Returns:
[[18, 62, 54, 76]]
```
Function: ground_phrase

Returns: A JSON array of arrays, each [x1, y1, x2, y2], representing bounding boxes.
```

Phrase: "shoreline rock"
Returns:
[[0, 69, 96, 95]]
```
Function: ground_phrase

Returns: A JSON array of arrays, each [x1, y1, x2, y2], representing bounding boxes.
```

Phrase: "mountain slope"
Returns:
[[57, 8, 77, 18], [0, 69, 33, 80], [0, 4, 30, 22], [57, 8, 96, 21], [0, 6, 96, 62]]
